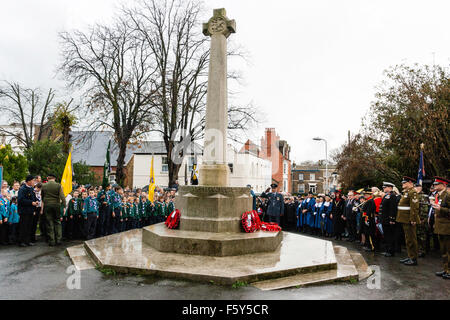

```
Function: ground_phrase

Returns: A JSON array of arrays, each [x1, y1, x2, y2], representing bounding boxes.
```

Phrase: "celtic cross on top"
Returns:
[[202, 8, 236, 38]]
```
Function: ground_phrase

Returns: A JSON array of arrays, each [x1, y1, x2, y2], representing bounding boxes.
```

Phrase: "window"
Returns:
[[162, 156, 168, 172], [298, 173, 304, 181], [228, 163, 234, 174], [310, 173, 315, 181], [283, 163, 287, 174], [309, 184, 317, 194], [298, 184, 305, 193]]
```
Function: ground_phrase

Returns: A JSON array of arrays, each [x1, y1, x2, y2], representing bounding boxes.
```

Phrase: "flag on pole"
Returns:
[[417, 143, 425, 186], [191, 163, 199, 185], [61, 151, 73, 196], [102, 140, 111, 189], [148, 155, 155, 201]]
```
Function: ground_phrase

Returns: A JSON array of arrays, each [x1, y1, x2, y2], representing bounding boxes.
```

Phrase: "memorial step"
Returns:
[[348, 250, 373, 281], [67, 244, 96, 271], [251, 245, 358, 291]]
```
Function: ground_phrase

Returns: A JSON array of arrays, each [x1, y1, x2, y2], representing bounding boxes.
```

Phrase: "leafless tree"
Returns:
[[124, 0, 259, 186], [58, 18, 158, 185], [0, 81, 55, 150]]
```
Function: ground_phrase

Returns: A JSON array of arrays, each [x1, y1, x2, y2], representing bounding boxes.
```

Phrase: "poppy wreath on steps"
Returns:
[[241, 210, 261, 233], [165, 209, 181, 229], [260, 222, 282, 232]]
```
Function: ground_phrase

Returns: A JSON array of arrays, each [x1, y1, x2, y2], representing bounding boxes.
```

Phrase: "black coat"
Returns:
[[332, 198, 345, 233], [344, 199, 356, 220], [379, 191, 398, 224], [18, 184, 37, 215]]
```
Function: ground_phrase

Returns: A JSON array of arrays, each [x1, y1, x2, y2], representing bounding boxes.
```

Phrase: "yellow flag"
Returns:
[[61, 151, 73, 196], [148, 156, 155, 201]]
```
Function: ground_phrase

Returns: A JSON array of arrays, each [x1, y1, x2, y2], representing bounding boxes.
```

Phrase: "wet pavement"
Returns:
[[0, 233, 449, 300]]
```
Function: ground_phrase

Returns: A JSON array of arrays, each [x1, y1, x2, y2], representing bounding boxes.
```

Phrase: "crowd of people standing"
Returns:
[[1, 173, 449, 280], [255, 176, 450, 279], [0, 175, 176, 246]]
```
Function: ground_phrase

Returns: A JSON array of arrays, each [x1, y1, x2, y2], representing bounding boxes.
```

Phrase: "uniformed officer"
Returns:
[[397, 176, 421, 266], [41, 174, 66, 246], [361, 189, 376, 252], [414, 183, 430, 257], [380, 182, 399, 257], [97, 184, 111, 237], [17, 175, 39, 247], [431, 177, 450, 280], [260, 183, 284, 225]]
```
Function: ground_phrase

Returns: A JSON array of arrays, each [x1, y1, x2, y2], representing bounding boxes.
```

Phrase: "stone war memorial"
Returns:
[[67, 8, 371, 290]]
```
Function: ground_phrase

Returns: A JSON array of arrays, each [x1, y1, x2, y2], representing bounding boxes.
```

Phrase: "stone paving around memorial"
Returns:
[[1, 232, 448, 300]]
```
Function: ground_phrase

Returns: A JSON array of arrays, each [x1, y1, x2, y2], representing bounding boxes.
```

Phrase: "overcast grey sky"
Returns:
[[1, 0, 449, 163]]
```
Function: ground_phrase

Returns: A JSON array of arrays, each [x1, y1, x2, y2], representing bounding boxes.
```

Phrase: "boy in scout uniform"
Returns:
[[66, 190, 82, 240], [431, 177, 450, 280], [397, 176, 421, 266]]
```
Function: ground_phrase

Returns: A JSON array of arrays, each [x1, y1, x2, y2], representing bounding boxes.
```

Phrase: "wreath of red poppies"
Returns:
[[165, 209, 181, 229], [241, 210, 281, 233]]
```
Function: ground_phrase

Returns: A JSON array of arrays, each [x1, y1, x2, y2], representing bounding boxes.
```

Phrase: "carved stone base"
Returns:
[[142, 223, 282, 257], [175, 185, 251, 233]]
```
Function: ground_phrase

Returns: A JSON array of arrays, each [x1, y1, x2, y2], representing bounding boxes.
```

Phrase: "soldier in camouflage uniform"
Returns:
[[415, 184, 431, 257]]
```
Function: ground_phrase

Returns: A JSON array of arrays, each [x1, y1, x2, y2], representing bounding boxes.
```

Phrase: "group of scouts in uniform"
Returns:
[[0, 177, 176, 246], [61, 184, 175, 241]]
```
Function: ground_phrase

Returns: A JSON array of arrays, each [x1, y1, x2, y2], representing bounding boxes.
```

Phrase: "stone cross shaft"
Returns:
[[200, 8, 236, 187]]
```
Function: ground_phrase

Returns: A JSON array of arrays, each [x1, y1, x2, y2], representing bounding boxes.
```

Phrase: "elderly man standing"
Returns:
[[41, 174, 66, 246]]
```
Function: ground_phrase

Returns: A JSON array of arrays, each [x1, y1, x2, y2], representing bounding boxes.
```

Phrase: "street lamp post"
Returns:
[[313, 137, 328, 194]]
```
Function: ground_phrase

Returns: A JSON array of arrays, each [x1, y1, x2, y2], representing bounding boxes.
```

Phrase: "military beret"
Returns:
[[433, 177, 449, 185], [401, 176, 416, 184]]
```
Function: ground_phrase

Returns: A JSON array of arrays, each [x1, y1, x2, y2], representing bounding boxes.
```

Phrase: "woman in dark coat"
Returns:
[[332, 192, 345, 240]]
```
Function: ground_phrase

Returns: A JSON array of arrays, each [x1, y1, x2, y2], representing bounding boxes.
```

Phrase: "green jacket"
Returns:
[[396, 187, 420, 224], [434, 190, 450, 235], [67, 197, 82, 217], [41, 180, 66, 207]]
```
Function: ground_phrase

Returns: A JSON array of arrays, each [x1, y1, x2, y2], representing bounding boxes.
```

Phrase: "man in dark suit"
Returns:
[[260, 183, 284, 225], [18, 175, 38, 247]]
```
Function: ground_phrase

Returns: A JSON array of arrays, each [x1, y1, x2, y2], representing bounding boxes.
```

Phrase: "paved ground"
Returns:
[[0, 232, 449, 300]]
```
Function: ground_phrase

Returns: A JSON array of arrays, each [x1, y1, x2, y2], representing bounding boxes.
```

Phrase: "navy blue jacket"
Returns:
[[261, 192, 284, 216], [18, 184, 37, 215]]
